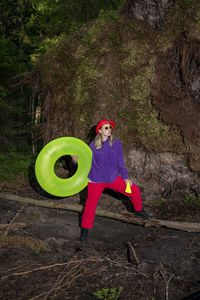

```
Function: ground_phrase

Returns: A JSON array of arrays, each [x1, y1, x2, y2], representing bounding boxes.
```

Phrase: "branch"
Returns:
[[4, 205, 24, 235], [0, 223, 27, 230]]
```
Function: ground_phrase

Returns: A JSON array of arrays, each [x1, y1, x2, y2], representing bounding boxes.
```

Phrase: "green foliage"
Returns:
[[0, 151, 33, 181], [184, 194, 200, 204], [178, 0, 196, 9], [93, 286, 123, 300], [184, 194, 200, 206], [25, 0, 125, 59], [0, 32, 32, 152], [0, 0, 126, 153], [0, 0, 34, 42], [157, 199, 166, 206], [98, 8, 120, 21], [0, 87, 11, 114], [32, 212, 40, 219], [0, 37, 27, 83], [184, 194, 196, 203]]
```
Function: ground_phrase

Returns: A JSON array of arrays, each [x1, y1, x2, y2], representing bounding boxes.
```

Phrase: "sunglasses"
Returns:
[[101, 125, 113, 130]]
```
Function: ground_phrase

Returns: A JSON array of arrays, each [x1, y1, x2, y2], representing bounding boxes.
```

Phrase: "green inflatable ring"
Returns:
[[35, 137, 92, 197]]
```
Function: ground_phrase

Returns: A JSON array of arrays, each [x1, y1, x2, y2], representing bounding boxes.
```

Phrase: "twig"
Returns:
[[4, 205, 24, 235], [41, 261, 84, 300], [156, 264, 174, 300], [1, 255, 105, 281], [166, 274, 174, 300], [29, 291, 47, 300], [1, 261, 77, 280], [103, 255, 148, 278], [127, 241, 140, 264], [29, 260, 107, 300], [0, 264, 41, 276], [188, 236, 200, 265]]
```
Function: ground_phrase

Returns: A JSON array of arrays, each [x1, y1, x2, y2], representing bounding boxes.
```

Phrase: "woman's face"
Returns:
[[99, 123, 113, 139]]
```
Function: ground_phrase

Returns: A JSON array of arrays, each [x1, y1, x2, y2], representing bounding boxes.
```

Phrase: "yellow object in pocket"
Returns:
[[125, 181, 132, 194]]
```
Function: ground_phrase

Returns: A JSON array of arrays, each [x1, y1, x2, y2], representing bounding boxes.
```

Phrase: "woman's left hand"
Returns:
[[125, 179, 132, 186], [72, 155, 79, 163]]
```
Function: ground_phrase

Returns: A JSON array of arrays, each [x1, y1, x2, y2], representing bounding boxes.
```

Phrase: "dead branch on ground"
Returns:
[[1, 193, 200, 233], [0, 223, 27, 231], [4, 204, 24, 236], [127, 241, 140, 264], [1, 252, 142, 300]]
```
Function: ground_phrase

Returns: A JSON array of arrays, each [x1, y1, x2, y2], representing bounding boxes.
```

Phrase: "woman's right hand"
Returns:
[[72, 155, 79, 163]]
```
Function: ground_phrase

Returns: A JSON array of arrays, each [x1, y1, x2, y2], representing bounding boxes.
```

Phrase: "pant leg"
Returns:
[[81, 182, 106, 228], [106, 176, 143, 211]]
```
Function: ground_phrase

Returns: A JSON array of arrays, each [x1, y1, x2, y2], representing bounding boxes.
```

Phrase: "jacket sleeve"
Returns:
[[116, 139, 128, 180]]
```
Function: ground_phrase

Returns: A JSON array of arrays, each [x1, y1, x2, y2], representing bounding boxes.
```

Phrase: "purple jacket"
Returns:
[[88, 138, 128, 183]]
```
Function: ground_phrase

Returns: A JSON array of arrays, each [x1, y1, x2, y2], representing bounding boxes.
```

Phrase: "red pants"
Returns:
[[81, 176, 143, 228]]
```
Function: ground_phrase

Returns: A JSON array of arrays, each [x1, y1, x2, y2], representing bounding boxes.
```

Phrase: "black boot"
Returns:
[[80, 227, 88, 243], [135, 209, 152, 220]]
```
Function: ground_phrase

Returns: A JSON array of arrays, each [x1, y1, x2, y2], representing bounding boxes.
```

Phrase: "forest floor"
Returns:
[[0, 178, 200, 300]]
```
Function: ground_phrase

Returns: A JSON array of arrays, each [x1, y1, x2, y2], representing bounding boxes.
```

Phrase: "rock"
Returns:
[[126, 147, 200, 203], [122, 0, 175, 28]]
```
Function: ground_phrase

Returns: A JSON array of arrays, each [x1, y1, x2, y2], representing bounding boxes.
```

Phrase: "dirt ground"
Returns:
[[0, 179, 200, 300]]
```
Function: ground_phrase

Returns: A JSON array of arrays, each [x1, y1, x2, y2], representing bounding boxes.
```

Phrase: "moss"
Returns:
[[0, 233, 50, 253], [118, 51, 184, 152], [32, 3, 200, 156], [0, 151, 33, 181]]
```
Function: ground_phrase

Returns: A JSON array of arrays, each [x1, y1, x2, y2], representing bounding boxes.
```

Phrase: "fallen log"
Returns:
[[0, 192, 199, 233]]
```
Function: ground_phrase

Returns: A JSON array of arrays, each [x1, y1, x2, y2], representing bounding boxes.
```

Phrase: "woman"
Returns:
[[73, 119, 152, 243]]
